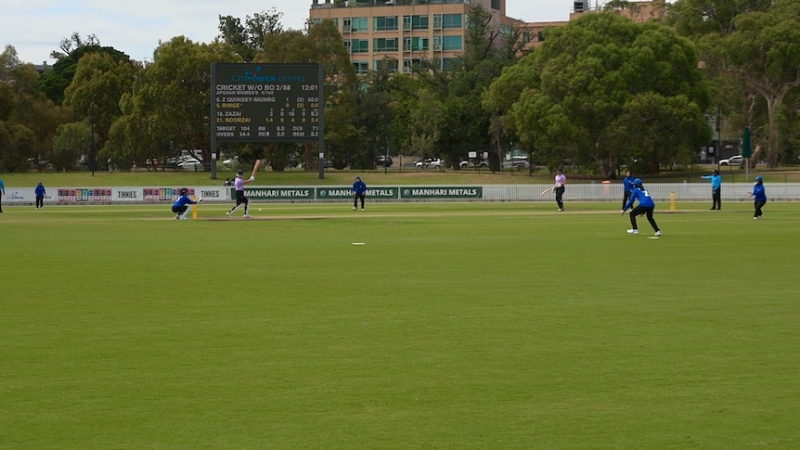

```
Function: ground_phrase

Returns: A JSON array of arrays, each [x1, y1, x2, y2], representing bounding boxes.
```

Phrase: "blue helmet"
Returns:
[[633, 178, 643, 187], [755, 176, 763, 182]]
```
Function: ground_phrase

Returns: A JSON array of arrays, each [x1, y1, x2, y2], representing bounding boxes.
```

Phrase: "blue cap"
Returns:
[[755, 176, 763, 182], [633, 178, 643, 186], [355, 175, 361, 179]]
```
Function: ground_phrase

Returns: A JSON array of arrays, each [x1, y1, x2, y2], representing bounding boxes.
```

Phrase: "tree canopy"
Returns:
[[485, 12, 711, 177]]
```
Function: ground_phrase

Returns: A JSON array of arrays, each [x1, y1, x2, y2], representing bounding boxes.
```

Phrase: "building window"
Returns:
[[352, 61, 369, 74], [442, 14, 462, 29], [348, 39, 369, 53], [442, 58, 457, 70], [343, 17, 368, 33], [433, 36, 442, 51], [403, 15, 429, 31], [312, 18, 338, 29], [374, 59, 398, 73], [403, 58, 422, 74], [403, 37, 429, 52], [374, 38, 399, 52], [442, 36, 462, 51], [374, 16, 398, 31], [491, 0, 501, 10]]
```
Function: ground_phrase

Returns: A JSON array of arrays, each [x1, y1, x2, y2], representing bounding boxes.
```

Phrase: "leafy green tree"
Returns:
[[39, 33, 130, 105], [1, 47, 72, 172], [51, 121, 94, 171], [0, 78, 15, 121], [410, 4, 520, 170], [666, 0, 772, 36], [486, 12, 710, 177], [218, 8, 285, 63], [116, 37, 240, 167], [0, 122, 36, 172], [718, 0, 800, 167], [667, 0, 778, 168], [63, 52, 136, 146]]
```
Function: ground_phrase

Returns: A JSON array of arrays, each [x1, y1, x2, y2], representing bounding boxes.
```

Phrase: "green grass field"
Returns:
[[2, 201, 799, 449]]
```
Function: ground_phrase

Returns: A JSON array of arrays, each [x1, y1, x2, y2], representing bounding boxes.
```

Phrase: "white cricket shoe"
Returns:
[[244, 214, 253, 218], [353, 207, 357, 211], [655, 231, 662, 237], [226, 211, 232, 218], [627, 229, 638, 234]]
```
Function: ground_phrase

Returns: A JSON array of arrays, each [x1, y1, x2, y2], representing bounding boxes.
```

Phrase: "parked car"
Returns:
[[460, 159, 488, 169], [416, 158, 446, 169], [376, 155, 393, 167], [178, 155, 203, 170], [719, 155, 743, 166], [502, 159, 530, 169]]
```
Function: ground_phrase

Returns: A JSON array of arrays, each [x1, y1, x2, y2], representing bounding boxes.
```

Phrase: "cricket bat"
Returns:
[[251, 160, 261, 179], [541, 187, 553, 195]]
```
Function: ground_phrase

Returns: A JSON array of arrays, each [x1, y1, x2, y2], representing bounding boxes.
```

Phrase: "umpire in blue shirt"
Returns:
[[701, 169, 722, 210]]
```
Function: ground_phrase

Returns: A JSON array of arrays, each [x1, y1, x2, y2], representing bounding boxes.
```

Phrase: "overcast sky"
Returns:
[[2, 1, 578, 65]]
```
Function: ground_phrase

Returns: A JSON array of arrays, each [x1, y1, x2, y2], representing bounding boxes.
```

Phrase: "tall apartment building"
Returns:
[[309, 0, 520, 74]]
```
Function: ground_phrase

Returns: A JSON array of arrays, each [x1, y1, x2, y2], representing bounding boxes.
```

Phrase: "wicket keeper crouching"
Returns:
[[172, 188, 199, 220]]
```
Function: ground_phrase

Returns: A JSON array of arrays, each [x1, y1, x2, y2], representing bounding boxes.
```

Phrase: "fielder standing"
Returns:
[[622, 171, 635, 209], [352, 175, 367, 210], [226, 169, 255, 218], [34, 181, 46, 209], [0, 177, 5, 213], [748, 176, 767, 219], [621, 178, 661, 236]]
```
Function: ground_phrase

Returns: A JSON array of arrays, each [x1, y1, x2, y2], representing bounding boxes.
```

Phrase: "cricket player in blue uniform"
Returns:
[[622, 171, 635, 209], [0, 177, 5, 212], [748, 176, 767, 219], [621, 178, 661, 236], [34, 181, 46, 209], [701, 169, 722, 210], [352, 176, 367, 210], [171, 188, 200, 220]]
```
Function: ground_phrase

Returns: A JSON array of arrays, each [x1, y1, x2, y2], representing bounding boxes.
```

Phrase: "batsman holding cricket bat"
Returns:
[[226, 163, 258, 218]]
